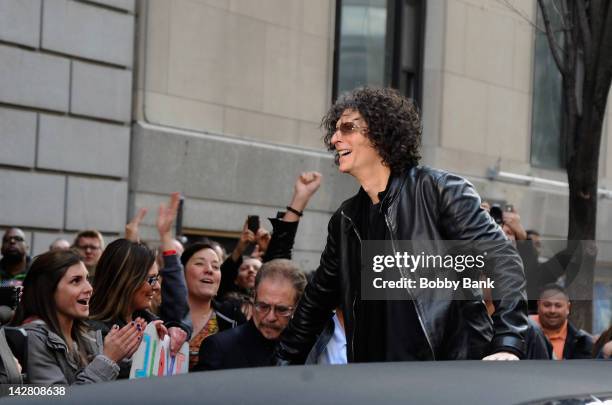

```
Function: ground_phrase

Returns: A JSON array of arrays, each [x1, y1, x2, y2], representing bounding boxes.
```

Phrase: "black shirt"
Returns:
[[354, 184, 429, 362]]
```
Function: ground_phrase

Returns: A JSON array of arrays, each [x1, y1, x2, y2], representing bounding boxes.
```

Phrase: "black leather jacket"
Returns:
[[276, 166, 528, 363], [563, 322, 594, 359]]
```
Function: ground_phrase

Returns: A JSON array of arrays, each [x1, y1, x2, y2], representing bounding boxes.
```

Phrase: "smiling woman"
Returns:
[[13, 250, 141, 384], [179, 242, 242, 370], [88, 239, 172, 378], [89, 239, 158, 325]]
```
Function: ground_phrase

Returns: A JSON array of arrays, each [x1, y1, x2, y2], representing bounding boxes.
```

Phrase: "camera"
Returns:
[[0, 286, 22, 309]]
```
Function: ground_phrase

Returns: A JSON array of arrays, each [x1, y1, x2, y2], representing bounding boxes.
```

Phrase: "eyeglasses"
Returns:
[[2, 236, 24, 243], [253, 301, 294, 318], [335, 121, 367, 135], [146, 275, 160, 286], [76, 244, 101, 252]]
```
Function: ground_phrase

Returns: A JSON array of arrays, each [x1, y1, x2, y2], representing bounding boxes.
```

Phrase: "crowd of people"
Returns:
[[0, 87, 610, 387]]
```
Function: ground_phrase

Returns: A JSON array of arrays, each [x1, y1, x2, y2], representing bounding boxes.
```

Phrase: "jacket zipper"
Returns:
[[340, 210, 361, 361], [383, 213, 436, 360], [342, 204, 436, 360]]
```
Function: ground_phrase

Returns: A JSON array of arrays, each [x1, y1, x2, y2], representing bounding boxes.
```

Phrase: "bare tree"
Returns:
[[502, 0, 612, 329]]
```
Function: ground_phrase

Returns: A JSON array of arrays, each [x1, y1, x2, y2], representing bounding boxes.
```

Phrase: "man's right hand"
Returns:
[[294, 171, 322, 201]]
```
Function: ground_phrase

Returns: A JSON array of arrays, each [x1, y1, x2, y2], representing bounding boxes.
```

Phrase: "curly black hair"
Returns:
[[321, 87, 422, 173]]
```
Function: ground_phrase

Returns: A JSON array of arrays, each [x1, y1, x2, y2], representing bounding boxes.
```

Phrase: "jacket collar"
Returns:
[[341, 168, 411, 224], [26, 319, 70, 351]]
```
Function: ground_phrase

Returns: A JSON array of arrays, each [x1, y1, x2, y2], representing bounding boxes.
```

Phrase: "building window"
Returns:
[[333, 0, 424, 106], [530, 0, 564, 169]]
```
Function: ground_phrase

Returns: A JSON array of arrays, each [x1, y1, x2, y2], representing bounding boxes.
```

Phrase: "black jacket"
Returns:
[[276, 166, 528, 363], [563, 322, 594, 359], [525, 318, 552, 359], [194, 320, 276, 371]]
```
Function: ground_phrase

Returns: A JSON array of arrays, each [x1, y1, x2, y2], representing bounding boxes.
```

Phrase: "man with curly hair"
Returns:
[[275, 87, 528, 363]]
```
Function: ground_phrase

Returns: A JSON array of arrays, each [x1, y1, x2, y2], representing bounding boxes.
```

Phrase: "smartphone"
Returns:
[[489, 204, 503, 225], [505, 204, 514, 212], [247, 215, 260, 233]]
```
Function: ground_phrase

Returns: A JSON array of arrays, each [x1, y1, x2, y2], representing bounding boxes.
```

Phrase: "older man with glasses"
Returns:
[[194, 259, 306, 371]]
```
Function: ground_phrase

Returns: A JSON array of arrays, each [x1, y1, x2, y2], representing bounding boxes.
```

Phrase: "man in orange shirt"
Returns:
[[532, 284, 593, 359]]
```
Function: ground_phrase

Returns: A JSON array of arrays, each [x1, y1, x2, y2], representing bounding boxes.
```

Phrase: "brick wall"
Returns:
[[0, 0, 135, 255]]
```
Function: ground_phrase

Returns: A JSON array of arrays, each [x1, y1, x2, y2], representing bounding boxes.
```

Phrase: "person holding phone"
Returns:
[[217, 172, 322, 312], [14, 250, 143, 384]]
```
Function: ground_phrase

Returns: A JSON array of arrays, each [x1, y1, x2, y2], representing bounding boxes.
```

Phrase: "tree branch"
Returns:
[[552, 0, 566, 27], [495, 0, 545, 33], [593, 1, 612, 93], [575, 0, 592, 59], [590, 0, 605, 49], [538, 0, 569, 75]]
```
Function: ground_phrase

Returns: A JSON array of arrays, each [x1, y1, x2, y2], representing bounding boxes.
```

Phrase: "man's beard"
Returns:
[[1, 251, 24, 264]]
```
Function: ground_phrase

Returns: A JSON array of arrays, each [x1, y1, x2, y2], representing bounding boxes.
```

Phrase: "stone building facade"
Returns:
[[1, 0, 611, 329], [0, 0, 135, 253]]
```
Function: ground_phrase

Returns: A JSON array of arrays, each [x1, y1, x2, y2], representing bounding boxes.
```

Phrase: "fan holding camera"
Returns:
[[482, 202, 581, 313], [218, 172, 322, 321], [483, 203, 528, 242]]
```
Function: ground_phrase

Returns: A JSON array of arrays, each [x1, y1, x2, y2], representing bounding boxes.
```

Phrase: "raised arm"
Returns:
[[263, 172, 322, 261], [157, 193, 192, 346]]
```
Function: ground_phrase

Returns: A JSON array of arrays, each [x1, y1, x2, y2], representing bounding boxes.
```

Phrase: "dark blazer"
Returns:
[[194, 321, 276, 371], [563, 322, 594, 359]]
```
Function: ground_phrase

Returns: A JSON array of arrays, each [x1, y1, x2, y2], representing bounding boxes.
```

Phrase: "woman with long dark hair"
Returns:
[[14, 250, 141, 384], [89, 239, 159, 326], [89, 239, 191, 378], [88, 238, 175, 378]]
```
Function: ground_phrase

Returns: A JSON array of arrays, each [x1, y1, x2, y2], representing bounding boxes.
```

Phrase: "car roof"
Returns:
[[7, 360, 611, 405]]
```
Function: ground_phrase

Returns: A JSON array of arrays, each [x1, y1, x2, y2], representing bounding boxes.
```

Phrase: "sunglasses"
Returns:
[[146, 275, 160, 286], [253, 301, 294, 318], [2, 236, 25, 243], [335, 121, 367, 135]]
